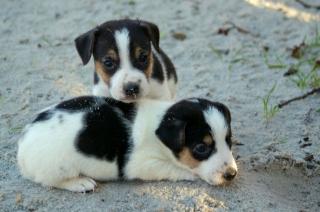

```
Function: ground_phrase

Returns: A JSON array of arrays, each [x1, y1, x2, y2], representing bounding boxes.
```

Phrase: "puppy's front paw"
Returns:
[[57, 177, 97, 193], [185, 173, 198, 181]]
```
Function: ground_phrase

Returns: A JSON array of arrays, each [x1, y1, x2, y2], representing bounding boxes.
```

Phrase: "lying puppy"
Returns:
[[75, 19, 177, 102], [17, 96, 237, 192]]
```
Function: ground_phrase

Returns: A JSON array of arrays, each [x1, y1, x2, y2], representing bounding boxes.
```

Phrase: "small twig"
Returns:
[[296, 0, 320, 10], [278, 87, 320, 108], [224, 21, 251, 34], [217, 21, 259, 37]]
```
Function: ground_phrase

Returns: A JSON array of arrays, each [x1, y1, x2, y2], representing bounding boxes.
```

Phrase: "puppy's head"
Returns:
[[156, 98, 237, 185], [75, 19, 160, 102]]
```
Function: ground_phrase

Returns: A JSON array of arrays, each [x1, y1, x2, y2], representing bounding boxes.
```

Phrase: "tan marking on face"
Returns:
[[107, 49, 118, 61], [135, 47, 153, 78], [95, 61, 110, 85], [178, 148, 200, 169], [134, 47, 143, 59], [203, 134, 213, 146], [145, 53, 153, 78]]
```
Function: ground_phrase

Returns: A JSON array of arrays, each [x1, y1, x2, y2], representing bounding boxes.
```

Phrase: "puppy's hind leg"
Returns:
[[55, 177, 97, 193]]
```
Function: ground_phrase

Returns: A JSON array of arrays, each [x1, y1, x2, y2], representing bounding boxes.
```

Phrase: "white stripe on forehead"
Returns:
[[203, 107, 228, 141], [114, 28, 132, 70]]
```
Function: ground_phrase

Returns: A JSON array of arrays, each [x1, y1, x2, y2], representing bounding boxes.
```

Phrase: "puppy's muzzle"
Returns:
[[223, 167, 237, 181], [123, 82, 140, 97]]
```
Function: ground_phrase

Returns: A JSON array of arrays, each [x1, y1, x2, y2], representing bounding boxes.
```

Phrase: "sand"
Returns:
[[0, 0, 319, 211]]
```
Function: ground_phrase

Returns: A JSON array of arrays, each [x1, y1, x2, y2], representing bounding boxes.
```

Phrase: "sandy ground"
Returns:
[[1, 0, 320, 211]]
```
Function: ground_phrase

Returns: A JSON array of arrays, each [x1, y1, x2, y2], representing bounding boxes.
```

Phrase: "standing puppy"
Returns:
[[75, 19, 177, 102], [17, 96, 237, 192]]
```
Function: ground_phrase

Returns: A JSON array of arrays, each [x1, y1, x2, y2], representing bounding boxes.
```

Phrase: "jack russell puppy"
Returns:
[[17, 96, 237, 192], [75, 19, 177, 102]]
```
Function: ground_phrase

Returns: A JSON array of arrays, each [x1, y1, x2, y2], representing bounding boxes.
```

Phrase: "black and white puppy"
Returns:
[[17, 96, 237, 192], [75, 19, 177, 102]]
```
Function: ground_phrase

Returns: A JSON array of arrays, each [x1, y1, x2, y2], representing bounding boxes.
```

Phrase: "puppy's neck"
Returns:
[[136, 99, 187, 166], [132, 99, 172, 146]]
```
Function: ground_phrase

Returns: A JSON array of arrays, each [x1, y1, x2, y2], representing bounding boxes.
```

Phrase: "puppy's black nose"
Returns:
[[223, 167, 237, 181], [124, 83, 140, 97]]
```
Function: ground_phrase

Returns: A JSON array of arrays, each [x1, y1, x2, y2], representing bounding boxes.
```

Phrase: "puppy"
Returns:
[[17, 96, 237, 192], [75, 19, 177, 102]]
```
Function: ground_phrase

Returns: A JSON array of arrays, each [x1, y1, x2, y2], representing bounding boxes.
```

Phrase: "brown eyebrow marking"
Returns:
[[134, 46, 153, 78], [95, 61, 110, 85], [134, 46, 150, 59], [134, 46, 143, 59], [203, 134, 213, 146], [145, 53, 153, 78], [106, 49, 118, 60]]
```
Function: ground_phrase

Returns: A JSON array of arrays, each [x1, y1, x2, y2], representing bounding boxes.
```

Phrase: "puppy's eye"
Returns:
[[138, 52, 148, 64], [192, 143, 211, 158], [103, 57, 114, 69]]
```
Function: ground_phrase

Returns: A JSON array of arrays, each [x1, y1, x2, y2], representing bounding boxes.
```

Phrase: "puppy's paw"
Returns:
[[184, 173, 198, 181], [57, 177, 97, 193]]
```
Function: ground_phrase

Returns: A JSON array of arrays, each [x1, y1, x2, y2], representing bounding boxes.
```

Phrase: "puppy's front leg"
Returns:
[[154, 161, 197, 181], [126, 159, 197, 182]]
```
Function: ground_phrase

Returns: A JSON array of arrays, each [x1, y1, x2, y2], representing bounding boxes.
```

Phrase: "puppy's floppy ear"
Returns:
[[139, 21, 160, 51], [74, 28, 99, 65], [156, 116, 186, 152]]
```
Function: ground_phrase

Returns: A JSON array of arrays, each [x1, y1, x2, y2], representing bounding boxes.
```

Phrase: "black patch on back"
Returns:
[[56, 96, 102, 111], [54, 96, 135, 120], [77, 102, 132, 177], [53, 96, 136, 177], [32, 111, 53, 123], [151, 55, 164, 82]]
